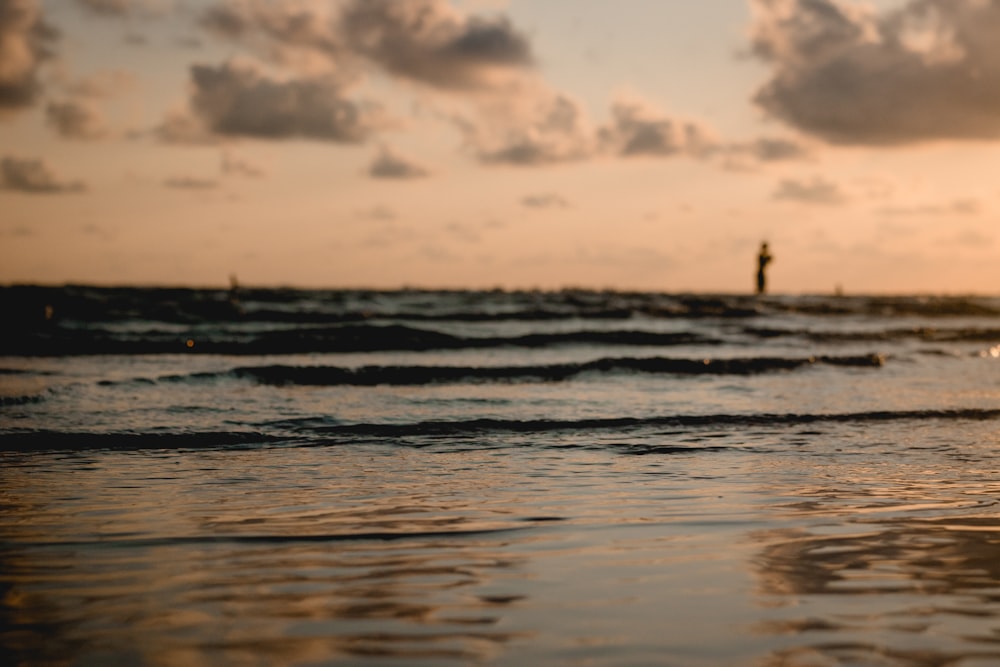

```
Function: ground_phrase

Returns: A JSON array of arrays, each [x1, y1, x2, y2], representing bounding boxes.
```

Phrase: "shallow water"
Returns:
[[3, 288, 1000, 665]]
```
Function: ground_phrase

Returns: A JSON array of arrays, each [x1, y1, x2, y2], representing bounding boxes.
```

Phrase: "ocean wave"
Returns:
[[16, 526, 526, 548], [6, 286, 999, 332], [4, 324, 725, 356], [0, 393, 47, 407], [10, 320, 999, 358], [0, 430, 283, 451], [222, 354, 885, 386], [5, 408, 998, 452], [743, 326, 1000, 343], [301, 408, 1000, 438]]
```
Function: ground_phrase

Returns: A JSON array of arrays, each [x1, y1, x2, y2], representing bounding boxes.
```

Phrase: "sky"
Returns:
[[1, 0, 999, 293]]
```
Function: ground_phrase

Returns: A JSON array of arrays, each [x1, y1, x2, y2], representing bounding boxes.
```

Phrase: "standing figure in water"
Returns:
[[756, 242, 772, 295]]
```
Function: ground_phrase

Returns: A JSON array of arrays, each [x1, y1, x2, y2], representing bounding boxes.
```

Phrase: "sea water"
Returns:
[[3, 286, 1000, 666]]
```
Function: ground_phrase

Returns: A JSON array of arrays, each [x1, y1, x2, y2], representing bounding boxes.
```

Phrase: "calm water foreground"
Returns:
[[3, 287, 1000, 665], [5, 425, 1000, 666]]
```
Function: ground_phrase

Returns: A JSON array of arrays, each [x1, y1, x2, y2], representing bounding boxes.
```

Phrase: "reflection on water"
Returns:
[[4, 426, 1000, 666], [2, 538, 526, 665], [0, 447, 539, 666], [749, 450, 1000, 667], [753, 522, 1000, 666]]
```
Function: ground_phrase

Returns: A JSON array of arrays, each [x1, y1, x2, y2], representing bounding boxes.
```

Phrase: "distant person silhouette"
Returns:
[[228, 273, 245, 315], [756, 242, 772, 295]]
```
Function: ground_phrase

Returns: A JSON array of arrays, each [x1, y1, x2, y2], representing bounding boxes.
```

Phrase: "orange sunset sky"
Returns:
[[1, 0, 999, 293]]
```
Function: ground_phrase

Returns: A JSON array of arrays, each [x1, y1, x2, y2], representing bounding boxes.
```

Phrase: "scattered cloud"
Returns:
[[0, 156, 85, 193], [877, 198, 981, 217], [598, 98, 715, 158], [340, 0, 533, 89], [45, 99, 107, 139], [123, 31, 148, 46], [521, 193, 569, 208], [368, 144, 430, 179], [728, 136, 811, 162], [175, 34, 202, 49], [942, 228, 993, 247], [221, 152, 264, 178], [356, 204, 396, 221], [75, 0, 173, 18], [189, 2, 793, 173], [155, 109, 215, 144], [63, 68, 135, 98], [773, 176, 847, 205], [164, 176, 218, 189], [750, 0, 1000, 145], [200, 1, 346, 74], [77, 0, 132, 16], [461, 89, 797, 169], [0, 0, 57, 114], [462, 89, 594, 165], [718, 136, 813, 171], [445, 221, 483, 243], [456, 218, 504, 240], [4, 224, 32, 237], [162, 59, 384, 143], [855, 176, 895, 200], [199, 0, 534, 91]]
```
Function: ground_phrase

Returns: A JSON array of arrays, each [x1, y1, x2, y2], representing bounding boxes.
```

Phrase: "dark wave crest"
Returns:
[[20, 527, 525, 549], [6, 286, 999, 326], [301, 408, 1000, 438], [224, 354, 885, 386], [0, 393, 47, 407], [5, 324, 723, 356], [743, 326, 1000, 344], [5, 408, 998, 452], [0, 431, 282, 451]]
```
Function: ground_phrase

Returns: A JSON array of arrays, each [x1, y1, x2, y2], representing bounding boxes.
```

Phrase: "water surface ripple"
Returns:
[[3, 288, 1000, 665]]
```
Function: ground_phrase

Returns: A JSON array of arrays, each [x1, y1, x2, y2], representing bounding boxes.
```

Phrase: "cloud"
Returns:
[[729, 137, 811, 162], [521, 193, 569, 208], [439, 218, 502, 244], [163, 59, 384, 143], [176, 35, 202, 49], [339, 0, 533, 89], [45, 99, 107, 139], [943, 228, 993, 247], [368, 144, 430, 179], [192, 1, 799, 175], [459, 88, 805, 170], [64, 69, 135, 98], [461, 89, 594, 165], [200, 1, 346, 73], [877, 198, 981, 217], [200, 0, 534, 89], [444, 221, 483, 243], [164, 176, 218, 189], [598, 99, 716, 158], [773, 176, 846, 204], [221, 152, 264, 177], [77, 0, 131, 16], [0, 0, 57, 114], [466, 91, 730, 166], [75, 0, 172, 18], [123, 31, 147, 46], [750, 0, 1000, 144], [155, 110, 213, 144], [356, 204, 396, 221], [0, 156, 85, 193], [721, 136, 812, 171]]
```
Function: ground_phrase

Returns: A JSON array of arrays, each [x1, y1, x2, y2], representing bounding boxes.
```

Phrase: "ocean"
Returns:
[[3, 285, 1000, 666]]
